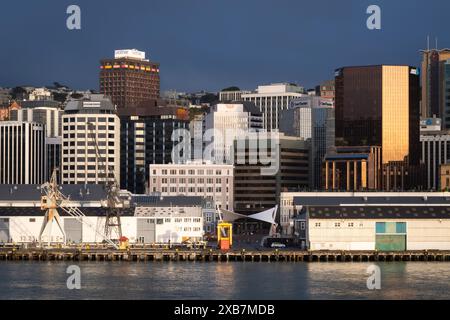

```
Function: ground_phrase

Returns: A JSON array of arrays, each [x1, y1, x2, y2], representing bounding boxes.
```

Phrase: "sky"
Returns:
[[0, 0, 448, 93]]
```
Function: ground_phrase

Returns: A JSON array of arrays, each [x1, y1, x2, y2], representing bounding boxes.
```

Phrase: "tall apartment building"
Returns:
[[204, 102, 263, 164], [280, 96, 335, 189], [120, 104, 190, 194], [100, 49, 160, 111], [148, 163, 234, 211], [242, 83, 306, 131], [61, 95, 120, 185], [0, 122, 46, 184], [233, 134, 309, 216], [420, 48, 450, 119], [335, 65, 421, 191]]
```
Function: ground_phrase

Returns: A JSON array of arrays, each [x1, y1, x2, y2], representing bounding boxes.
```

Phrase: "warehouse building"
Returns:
[[290, 193, 450, 251], [0, 185, 204, 244]]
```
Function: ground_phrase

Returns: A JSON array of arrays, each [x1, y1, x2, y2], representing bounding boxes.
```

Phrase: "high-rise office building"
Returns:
[[233, 134, 309, 216], [61, 95, 120, 185], [280, 96, 335, 189], [0, 122, 46, 184], [242, 83, 306, 131], [204, 102, 263, 164], [335, 65, 421, 190], [420, 48, 450, 119], [120, 102, 190, 194], [100, 49, 160, 111]]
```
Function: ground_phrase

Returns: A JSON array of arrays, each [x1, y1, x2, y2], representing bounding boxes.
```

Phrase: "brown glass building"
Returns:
[[100, 50, 160, 112], [334, 65, 422, 190]]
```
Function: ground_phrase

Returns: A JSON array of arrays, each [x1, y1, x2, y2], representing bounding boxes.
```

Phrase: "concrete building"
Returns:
[[280, 96, 335, 189], [233, 133, 309, 217], [280, 192, 450, 245], [0, 122, 46, 184], [242, 83, 306, 131], [148, 163, 234, 211], [420, 130, 450, 190], [61, 95, 121, 185], [323, 146, 382, 191], [204, 102, 263, 164], [10, 106, 63, 138], [119, 103, 190, 194], [290, 193, 450, 251], [100, 49, 160, 111], [219, 89, 251, 102], [0, 186, 204, 244], [28, 88, 53, 101]]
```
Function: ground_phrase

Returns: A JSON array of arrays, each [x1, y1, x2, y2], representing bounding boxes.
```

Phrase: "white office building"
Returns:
[[10, 106, 63, 138], [204, 102, 263, 163], [0, 122, 46, 184], [61, 95, 121, 185], [149, 163, 234, 211], [242, 83, 306, 131]]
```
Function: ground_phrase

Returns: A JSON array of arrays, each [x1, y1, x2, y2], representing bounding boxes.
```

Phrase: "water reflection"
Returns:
[[0, 262, 449, 300]]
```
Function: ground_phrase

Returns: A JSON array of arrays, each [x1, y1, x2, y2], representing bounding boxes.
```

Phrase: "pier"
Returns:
[[1, 247, 450, 262]]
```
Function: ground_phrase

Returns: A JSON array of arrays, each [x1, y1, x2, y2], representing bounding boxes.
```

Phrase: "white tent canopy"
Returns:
[[219, 206, 278, 226]]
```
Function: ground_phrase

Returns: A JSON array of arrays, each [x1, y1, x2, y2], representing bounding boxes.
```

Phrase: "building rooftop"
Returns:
[[0, 184, 108, 202], [130, 195, 205, 207], [293, 195, 450, 207], [64, 94, 116, 113], [304, 206, 450, 219]]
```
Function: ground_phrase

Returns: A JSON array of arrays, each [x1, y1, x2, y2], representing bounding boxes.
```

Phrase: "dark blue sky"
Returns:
[[0, 0, 448, 92]]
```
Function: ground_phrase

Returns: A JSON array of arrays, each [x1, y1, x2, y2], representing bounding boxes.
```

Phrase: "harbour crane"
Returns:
[[40, 169, 119, 249], [87, 122, 123, 241]]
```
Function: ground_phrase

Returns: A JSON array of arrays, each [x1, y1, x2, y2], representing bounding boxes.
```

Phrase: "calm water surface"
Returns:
[[0, 261, 449, 300]]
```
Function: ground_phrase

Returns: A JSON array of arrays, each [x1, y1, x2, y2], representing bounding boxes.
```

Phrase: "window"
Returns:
[[334, 222, 341, 228], [348, 222, 354, 227], [315, 222, 321, 227], [300, 222, 306, 230]]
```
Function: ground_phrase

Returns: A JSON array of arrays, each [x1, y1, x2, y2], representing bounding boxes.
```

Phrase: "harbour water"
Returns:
[[0, 261, 449, 300]]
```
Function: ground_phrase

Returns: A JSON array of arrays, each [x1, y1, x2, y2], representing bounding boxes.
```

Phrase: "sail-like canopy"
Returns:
[[219, 206, 278, 226]]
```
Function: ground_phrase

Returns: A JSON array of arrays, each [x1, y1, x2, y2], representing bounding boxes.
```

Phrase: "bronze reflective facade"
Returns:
[[335, 65, 421, 190]]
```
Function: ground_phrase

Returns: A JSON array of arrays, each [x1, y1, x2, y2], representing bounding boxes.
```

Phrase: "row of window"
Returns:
[[158, 178, 227, 184], [155, 169, 230, 176], [157, 187, 226, 193]]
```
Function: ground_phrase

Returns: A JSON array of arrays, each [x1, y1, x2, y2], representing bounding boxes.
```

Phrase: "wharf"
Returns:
[[1, 248, 450, 262]]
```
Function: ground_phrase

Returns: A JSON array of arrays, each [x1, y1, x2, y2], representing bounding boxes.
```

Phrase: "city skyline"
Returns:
[[0, 0, 449, 92]]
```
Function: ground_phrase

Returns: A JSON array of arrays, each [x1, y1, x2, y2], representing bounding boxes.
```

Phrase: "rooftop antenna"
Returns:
[[436, 37, 438, 50], [427, 35, 430, 51]]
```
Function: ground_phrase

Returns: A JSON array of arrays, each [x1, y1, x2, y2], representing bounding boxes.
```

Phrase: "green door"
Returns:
[[375, 235, 406, 251]]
